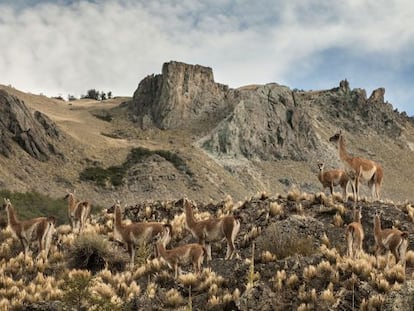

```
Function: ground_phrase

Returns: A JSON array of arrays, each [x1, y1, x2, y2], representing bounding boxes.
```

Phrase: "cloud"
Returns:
[[0, 0, 413, 115]]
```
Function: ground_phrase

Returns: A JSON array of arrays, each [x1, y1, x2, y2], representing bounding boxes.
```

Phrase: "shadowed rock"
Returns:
[[0, 90, 61, 161]]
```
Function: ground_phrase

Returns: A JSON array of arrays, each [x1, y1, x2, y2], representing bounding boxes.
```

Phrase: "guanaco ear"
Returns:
[[163, 223, 172, 235], [183, 197, 191, 209]]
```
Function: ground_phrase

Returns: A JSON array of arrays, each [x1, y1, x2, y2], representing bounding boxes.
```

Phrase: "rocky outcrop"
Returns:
[[199, 84, 319, 160], [0, 90, 61, 161], [299, 80, 406, 137], [127, 61, 231, 130], [128, 63, 411, 163]]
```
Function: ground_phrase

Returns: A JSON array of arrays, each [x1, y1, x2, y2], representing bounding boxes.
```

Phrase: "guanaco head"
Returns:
[[373, 209, 383, 224], [329, 130, 342, 143], [107, 200, 121, 214], [48, 215, 57, 225], [182, 197, 193, 211], [374, 209, 382, 218], [352, 207, 362, 222], [1, 198, 11, 211], [317, 162, 325, 171], [159, 224, 173, 245], [63, 192, 73, 200]]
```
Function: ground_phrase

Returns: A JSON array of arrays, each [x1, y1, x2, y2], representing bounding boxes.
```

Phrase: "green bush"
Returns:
[[79, 167, 110, 186], [79, 147, 192, 187]]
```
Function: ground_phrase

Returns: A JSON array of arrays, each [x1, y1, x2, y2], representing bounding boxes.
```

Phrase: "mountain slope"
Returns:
[[1, 61, 414, 206]]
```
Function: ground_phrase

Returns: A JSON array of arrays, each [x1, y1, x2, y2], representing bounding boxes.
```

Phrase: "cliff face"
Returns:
[[0, 90, 62, 161], [128, 61, 231, 130], [199, 83, 318, 161]]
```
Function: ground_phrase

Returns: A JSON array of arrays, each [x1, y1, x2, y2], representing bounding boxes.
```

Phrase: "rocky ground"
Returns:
[[1, 190, 414, 310], [98, 192, 414, 310]]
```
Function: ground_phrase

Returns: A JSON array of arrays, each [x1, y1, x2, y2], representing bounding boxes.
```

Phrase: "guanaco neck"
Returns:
[[338, 135, 354, 167], [156, 241, 167, 257], [353, 210, 361, 223], [114, 205, 124, 229], [6, 204, 19, 226], [184, 203, 197, 229], [318, 166, 324, 182], [68, 193, 76, 212], [374, 215, 382, 236]]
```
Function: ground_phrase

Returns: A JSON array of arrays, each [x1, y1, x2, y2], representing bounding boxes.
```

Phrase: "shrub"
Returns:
[[79, 147, 192, 187], [67, 233, 127, 272], [62, 270, 94, 310], [93, 112, 113, 122], [79, 167, 111, 187], [256, 223, 314, 259]]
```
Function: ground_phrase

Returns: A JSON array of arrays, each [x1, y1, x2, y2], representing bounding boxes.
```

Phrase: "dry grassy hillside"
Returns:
[[2, 83, 414, 208]]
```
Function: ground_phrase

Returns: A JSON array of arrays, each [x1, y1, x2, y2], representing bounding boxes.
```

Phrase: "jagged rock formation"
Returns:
[[199, 83, 318, 160], [299, 80, 407, 138], [127, 61, 232, 130], [0, 90, 62, 161]]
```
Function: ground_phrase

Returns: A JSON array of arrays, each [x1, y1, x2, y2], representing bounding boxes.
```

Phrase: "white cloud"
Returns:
[[0, 0, 413, 115]]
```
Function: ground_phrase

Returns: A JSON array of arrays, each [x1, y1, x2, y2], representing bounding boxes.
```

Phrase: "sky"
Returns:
[[0, 0, 413, 116]]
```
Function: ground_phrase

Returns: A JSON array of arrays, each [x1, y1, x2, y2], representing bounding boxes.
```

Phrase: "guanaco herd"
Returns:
[[0, 130, 410, 278]]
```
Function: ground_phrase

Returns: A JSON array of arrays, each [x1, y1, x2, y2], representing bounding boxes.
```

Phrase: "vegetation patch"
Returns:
[[256, 223, 315, 259], [79, 147, 192, 187], [92, 112, 113, 122], [0, 190, 68, 226], [67, 233, 127, 272]]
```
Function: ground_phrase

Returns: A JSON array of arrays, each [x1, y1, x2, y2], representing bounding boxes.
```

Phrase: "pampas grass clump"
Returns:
[[146, 281, 157, 299], [261, 250, 277, 263], [383, 264, 405, 284], [320, 283, 336, 306], [360, 294, 385, 310], [269, 201, 284, 217], [164, 288, 185, 307], [303, 265, 317, 281], [208, 295, 221, 307], [287, 274, 299, 289], [178, 272, 199, 287], [274, 269, 287, 290], [333, 213, 343, 227], [406, 250, 414, 266]]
